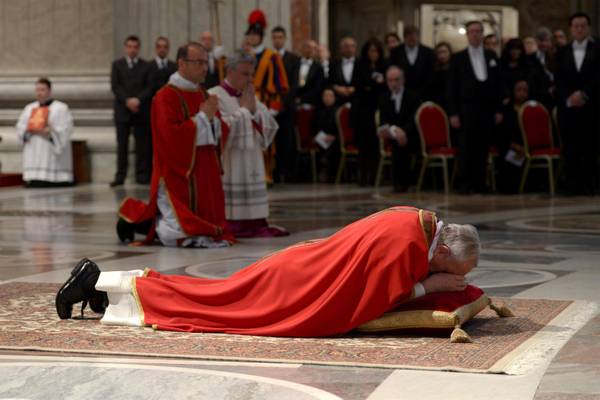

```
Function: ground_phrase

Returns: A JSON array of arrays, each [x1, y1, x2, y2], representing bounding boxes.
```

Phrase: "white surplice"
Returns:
[[15, 100, 74, 182], [208, 85, 278, 220]]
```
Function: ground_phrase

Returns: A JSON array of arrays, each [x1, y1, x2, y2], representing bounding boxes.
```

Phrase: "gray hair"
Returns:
[[225, 50, 256, 71], [535, 27, 552, 41], [439, 223, 481, 263]]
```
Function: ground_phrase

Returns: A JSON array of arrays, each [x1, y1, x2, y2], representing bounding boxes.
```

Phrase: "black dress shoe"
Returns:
[[116, 218, 135, 243], [109, 180, 124, 188], [56, 258, 106, 319]]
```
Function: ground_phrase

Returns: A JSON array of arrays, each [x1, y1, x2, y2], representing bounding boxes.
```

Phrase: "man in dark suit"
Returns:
[[377, 66, 421, 192], [199, 31, 224, 90], [555, 12, 600, 195], [447, 20, 503, 194], [148, 36, 177, 97], [527, 27, 557, 111], [271, 26, 300, 182], [389, 26, 435, 99], [110, 35, 153, 187], [329, 37, 360, 106], [296, 40, 325, 106]]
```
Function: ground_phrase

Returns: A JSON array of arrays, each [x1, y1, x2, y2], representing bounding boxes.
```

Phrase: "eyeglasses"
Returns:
[[184, 59, 208, 65]]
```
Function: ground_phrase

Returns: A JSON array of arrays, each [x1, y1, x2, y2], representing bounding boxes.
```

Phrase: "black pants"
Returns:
[[560, 105, 598, 195], [356, 109, 379, 186], [115, 120, 151, 183], [457, 104, 494, 193], [274, 109, 297, 182]]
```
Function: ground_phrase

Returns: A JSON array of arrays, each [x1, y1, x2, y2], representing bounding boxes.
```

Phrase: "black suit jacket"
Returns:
[[111, 58, 152, 123], [389, 44, 435, 94], [378, 88, 421, 151], [446, 48, 502, 117], [148, 58, 177, 97], [296, 60, 325, 105], [329, 58, 360, 104], [555, 40, 599, 109], [281, 51, 301, 111]]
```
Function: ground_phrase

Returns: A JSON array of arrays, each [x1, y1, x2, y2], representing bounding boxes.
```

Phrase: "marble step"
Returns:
[[0, 109, 114, 127], [0, 75, 112, 109]]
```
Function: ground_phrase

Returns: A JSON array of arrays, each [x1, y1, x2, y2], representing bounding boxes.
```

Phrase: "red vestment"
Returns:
[[133, 206, 436, 337], [119, 85, 233, 243]]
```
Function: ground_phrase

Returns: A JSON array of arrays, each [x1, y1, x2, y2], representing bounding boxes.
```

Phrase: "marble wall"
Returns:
[[0, 0, 292, 77], [0, 0, 113, 75]]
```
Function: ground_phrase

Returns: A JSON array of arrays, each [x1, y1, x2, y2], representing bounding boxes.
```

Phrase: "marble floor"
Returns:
[[1, 183, 599, 400]]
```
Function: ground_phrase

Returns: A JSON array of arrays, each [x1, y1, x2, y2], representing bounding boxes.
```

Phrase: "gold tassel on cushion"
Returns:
[[489, 301, 515, 317], [450, 325, 473, 343]]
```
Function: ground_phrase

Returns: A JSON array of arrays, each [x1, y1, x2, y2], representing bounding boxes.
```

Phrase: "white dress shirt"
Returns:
[[468, 45, 487, 81], [406, 45, 419, 66], [299, 58, 313, 86], [126, 57, 139, 69], [390, 88, 404, 114], [342, 57, 355, 84], [322, 60, 330, 79], [572, 38, 588, 72], [154, 57, 167, 70], [208, 51, 215, 73]]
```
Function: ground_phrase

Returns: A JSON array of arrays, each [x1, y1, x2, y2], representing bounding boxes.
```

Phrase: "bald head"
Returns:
[[301, 40, 318, 58], [385, 65, 404, 92], [199, 31, 214, 51]]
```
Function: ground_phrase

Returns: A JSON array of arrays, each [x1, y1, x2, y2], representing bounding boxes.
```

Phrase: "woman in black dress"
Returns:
[[354, 38, 387, 186]]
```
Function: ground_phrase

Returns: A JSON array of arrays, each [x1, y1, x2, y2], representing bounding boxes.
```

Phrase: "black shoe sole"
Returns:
[[56, 258, 101, 319]]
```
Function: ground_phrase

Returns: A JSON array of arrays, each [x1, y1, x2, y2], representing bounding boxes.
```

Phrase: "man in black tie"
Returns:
[[199, 31, 224, 90], [296, 40, 325, 106], [148, 37, 177, 97], [110, 35, 152, 186], [447, 20, 503, 194], [389, 26, 435, 99], [271, 26, 300, 182], [329, 37, 359, 105], [377, 66, 421, 192], [555, 12, 600, 195], [528, 27, 557, 111]]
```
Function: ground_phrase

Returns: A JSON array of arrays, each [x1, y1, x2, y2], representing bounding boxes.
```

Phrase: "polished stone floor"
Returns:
[[1, 183, 600, 399]]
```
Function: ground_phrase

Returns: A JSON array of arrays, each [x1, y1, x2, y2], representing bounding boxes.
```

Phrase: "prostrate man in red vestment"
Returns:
[[57, 206, 480, 337], [116, 42, 234, 248]]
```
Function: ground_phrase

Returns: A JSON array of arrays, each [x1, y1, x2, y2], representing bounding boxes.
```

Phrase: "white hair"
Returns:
[[225, 50, 256, 71], [439, 223, 481, 263]]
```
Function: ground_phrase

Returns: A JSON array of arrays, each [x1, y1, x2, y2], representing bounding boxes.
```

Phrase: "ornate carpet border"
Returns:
[[489, 300, 598, 375]]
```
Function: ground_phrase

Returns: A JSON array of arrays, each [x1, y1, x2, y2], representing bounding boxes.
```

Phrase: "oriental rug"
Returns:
[[0, 282, 594, 374]]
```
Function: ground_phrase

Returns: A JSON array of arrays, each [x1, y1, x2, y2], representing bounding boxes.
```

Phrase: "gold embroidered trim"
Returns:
[[130, 276, 148, 327]]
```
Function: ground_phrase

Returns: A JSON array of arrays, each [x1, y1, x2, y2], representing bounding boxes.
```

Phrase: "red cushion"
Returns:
[[357, 284, 489, 333], [521, 102, 553, 149], [295, 106, 315, 150], [418, 105, 449, 148], [394, 285, 484, 313], [531, 147, 561, 156], [429, 146, 457, 155]]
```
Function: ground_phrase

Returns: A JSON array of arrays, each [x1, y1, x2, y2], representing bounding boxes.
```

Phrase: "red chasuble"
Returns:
[[133, 206, 436, 337], [119, 85, 233, 243]]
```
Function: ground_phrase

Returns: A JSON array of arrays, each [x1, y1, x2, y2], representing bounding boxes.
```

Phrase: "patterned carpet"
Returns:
[[0, 282, 572, 374]]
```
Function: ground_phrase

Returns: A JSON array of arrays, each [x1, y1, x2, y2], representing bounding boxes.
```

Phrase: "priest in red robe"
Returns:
[[117, 42, 234, 248], [56, 206, 480, 337]]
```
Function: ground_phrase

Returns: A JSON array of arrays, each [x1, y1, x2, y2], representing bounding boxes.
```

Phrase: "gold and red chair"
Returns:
[[335, 103, 359, 184], [374, 110, 393, 188], [294, 104, 317, 183], [487, 146, 499, 192], [415, 101, 457, 194], [518, 100, 561, 195]]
